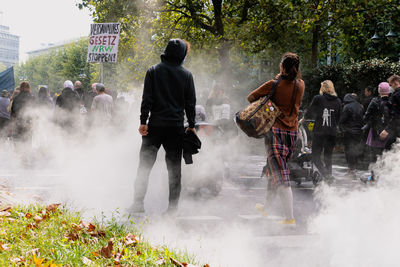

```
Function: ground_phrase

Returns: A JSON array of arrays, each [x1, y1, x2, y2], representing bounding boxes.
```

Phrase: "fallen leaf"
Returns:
[[203, 265, 210, 267], [65, 231, 79, 241], [71, 223, 83, 231], [99, 240, 113, 258], [170, 257, 185, 267], [124, 232, 139, 246], [91, 251, 99, 257], [87, 223, 96, 232], [114, 248, 123, 264], [26, 248, 39, 256], [136, 250, 141, 256], [0, 206, 11, 212], [10, 257, 24, 263], [0, 211, 11, 217], [156, 259, 166, 265], [32, 254, 44, 266], [33, 215, 43, 224], [46, 203, 60, 213], [90, 230, 106, 238], [0, 242, 10, 251], [82, 256, 93, 265], [26, 223, 38, 229], [25, 212, 33, 218]]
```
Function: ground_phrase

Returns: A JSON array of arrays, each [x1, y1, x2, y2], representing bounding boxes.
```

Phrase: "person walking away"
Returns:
[[131, 39, 196, 215], [248, 52, 304, 225], [364, 82, 391, 162], [91, 83, 114, 127], [304, 80, 341, 180], [37, 86, 53, 109], [11, 81, 35, 166], [339, 93, 364, 177], [380, 75, 400, 149], [55, 80, 80, 131], [362, 86, 374, 112], [0, 90, 10, 138]]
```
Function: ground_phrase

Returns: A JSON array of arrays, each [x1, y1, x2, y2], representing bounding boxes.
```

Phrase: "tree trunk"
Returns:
[[311, 24, 321, 68]]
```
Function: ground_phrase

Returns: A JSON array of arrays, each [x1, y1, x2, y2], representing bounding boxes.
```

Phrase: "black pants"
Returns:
[[134, 126, 184, 211], [312, 134, 336, 176], [343, 132, 363, 170]]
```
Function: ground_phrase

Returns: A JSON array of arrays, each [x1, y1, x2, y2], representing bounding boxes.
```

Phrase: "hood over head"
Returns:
[[161, 39, 187, 65], [64, 80, 74, 91], [344, 93, 357, 104]]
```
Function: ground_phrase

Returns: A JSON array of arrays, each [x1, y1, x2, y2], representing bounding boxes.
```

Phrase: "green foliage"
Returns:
[[0, 205, 198, 266], [14, 38, 97, 94], [303, 59, 400, 106]]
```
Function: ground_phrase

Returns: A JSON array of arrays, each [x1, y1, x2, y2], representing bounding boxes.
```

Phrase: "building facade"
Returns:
[[0, 25, 19, 68]]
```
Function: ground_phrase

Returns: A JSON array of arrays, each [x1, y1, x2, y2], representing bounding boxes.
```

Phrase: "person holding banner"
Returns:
[[131, 39, 196, 215]]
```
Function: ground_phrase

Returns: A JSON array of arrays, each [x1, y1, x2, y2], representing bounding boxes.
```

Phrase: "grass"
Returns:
[[0, 204, 204, 266]]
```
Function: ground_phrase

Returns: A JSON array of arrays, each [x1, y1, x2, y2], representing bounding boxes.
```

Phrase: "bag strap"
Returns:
[[247, 77, 282, 119], [289, 79, 298, 116]]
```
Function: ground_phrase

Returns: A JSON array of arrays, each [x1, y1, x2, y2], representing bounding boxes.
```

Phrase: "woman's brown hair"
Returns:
[[281, 52, 301, 81], [19, 81, 31, 93]]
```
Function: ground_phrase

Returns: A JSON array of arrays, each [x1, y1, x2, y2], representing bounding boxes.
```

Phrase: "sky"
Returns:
[[1, 0, 93, 62]]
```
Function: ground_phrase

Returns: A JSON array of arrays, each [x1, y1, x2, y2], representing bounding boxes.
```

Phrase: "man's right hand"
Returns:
[[139, 124, 148, 136]]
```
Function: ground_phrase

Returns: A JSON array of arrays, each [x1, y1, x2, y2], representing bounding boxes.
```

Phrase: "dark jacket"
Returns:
[[305, 93, 342, 136], [362, 95, 374, 112], [363, 96, 390, 138], [140, 39, 196, 128], [386, 87, 400, 133], [56, 88, 80, 111], [339, 94, 364, 135], [11, 91, 35, 118], [83, 90, 98, 113], [183, 130, 201, 164], [75, 88, 84, 100]]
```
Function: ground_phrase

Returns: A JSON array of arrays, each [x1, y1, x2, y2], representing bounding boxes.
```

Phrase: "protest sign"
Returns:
[[87, 23, 120, 63]]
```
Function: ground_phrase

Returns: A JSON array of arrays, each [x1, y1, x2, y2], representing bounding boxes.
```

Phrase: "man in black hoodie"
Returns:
[[132, 39, 196, 214], [339, 93, 364, 175]]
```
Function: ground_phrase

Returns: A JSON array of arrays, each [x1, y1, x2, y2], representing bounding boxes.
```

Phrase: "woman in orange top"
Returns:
[[248, 52, 305, 225]]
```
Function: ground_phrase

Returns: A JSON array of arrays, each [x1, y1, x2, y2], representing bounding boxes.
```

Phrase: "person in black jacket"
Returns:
[[11, 81, 35, 142], [132, 39, 196, 214], [56, 80, 80, 111], [362, 86, 374, 112], [380, 75, 400, 149], [363, 82, 391, 163], [339, 93, 364, 175], [305, 80, 341, 179]]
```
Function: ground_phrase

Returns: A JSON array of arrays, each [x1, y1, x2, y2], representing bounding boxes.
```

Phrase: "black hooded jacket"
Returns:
[[56, 87, 80, 111], [363, 96, 390, 138], [305, 93, 342, 136], [140, 39, 196, 128], [339, 94, 364, 135]]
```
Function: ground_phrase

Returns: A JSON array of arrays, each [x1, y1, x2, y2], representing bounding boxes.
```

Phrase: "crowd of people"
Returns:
[[0, 80, 130, 145], [303, 75, 400, 182]]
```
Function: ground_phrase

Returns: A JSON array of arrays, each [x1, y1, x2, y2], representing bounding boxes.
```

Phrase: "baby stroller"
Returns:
[[288, 117, 323, 186]]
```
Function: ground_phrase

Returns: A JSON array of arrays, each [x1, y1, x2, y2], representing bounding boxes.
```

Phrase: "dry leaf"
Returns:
[[0, 211, 11, 217], [87, 223, 96, 232], [33, 215, 43, 224], [65, 231, 79, 241], [124, 232, 139, 246], [0, 242, 10, 251], [10, 257, 24, 263], [90, 230, 106, 238], [82, 256, 93, 265], [26, 223, 38, 229], [113, 248, 123, 264], [0, 206, 11, 212], [156, 258, 166, 265], [203, 265, 210, 267], [71, 223, 83, 231], [99, 240, 113, 258], [170, 257, 185, 267], [26, 248, 39, 256], [136, 250, 142, 256], [91, 251, 99, 257], [46, 203, 60, 213], [25, 213, 33, 218]]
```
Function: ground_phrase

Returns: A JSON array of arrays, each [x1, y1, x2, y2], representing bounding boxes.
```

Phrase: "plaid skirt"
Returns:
[[265, 127, 298, 187]]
